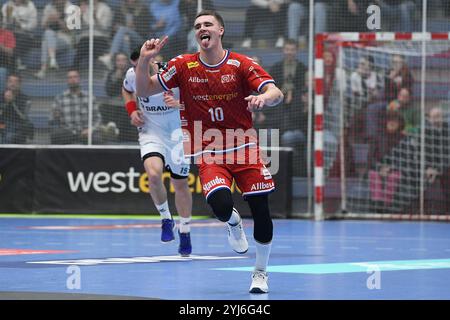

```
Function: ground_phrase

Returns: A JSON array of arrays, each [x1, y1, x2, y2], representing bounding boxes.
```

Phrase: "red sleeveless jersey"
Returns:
[[157, 50, 275, 156]]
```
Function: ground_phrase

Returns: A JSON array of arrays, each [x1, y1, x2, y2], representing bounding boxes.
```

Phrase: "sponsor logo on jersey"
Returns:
[[203, 176, 227, 192], [163, 66, 176, 82], [192, 92, 238, 101], [248, 65, 261, 78], [189, 76, 208, 83], [262, 167, 272, 180], [187, 61, 200, 69], [144, 105, 171, 112], [250, 181, 274, 191], [221, 74, 236, 84], [227, 59, 241, 67]]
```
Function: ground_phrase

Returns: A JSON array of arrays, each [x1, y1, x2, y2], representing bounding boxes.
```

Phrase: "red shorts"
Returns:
[[197, 146, 275, 200]]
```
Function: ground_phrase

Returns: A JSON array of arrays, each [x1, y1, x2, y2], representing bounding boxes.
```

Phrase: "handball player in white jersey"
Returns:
[[122, 48, 192, 256]]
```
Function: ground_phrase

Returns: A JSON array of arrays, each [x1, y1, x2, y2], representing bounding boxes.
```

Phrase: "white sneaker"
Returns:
[[226, 212, 248, 254], [49, 57, 59, 69], [99, 54, 112, 70], [241, 38, 251, 48], [34, 69, 46, 79], [275, 36, 284, 48], [249, 271, 269, 293]]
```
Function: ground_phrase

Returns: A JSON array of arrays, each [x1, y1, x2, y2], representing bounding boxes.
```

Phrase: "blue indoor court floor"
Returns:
[[0, 215, 450, 300]]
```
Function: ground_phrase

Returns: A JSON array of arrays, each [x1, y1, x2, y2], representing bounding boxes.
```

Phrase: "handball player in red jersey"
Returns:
[[135, 10, 284, 293]]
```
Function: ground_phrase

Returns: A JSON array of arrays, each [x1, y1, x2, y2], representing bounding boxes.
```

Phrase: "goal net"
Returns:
[[315, 32, 450, 220]]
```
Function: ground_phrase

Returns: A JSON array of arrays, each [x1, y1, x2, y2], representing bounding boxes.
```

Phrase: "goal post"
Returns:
[[314, 32, 450, 221]]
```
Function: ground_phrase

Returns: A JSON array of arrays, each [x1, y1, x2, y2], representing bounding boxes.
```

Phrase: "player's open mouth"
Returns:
[[200, 34, 211, 45]]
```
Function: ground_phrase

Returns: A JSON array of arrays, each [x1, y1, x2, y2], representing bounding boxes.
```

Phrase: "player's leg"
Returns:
[[143, 153, 175, 242], [199, 162, 248, 254], [171, 176, 193, 256], [206, 188, 248, 254], [231, 148, 275, 293], [246, 194, 273, 294]]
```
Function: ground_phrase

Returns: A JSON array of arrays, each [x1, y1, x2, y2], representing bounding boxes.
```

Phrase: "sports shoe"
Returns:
[[49, 57, 59, 69], [178, 232, 192, 257], [161, 219, 175, 242], [241, 38, 252, 48], [249, 271, 269, 293], [98, 53, 112, 70], [275, 36, 284, 48], [226, 213, 248, 254], [34, 68, 46, 79]]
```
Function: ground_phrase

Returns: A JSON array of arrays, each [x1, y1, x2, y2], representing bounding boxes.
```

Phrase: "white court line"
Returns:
[[341, 247, 360, 250], [375, 247, 394, 251]]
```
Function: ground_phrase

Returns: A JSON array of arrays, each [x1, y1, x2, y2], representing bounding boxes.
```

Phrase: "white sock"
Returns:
[[227, 208, 240, 226], [254, 241, 272, 272], [156, 201, 171, 220], [179, 217, 191, 233]]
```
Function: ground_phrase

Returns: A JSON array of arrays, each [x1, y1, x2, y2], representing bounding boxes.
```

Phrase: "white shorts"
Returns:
[[139, 133, 190, 179]]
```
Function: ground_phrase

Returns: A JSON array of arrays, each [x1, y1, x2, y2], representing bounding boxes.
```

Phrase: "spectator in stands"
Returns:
[[241, 0, 288, 48], [384, 54, 414, 102], [287, 0, 330, 45], [387, 87, 419, 134], [0, 74, 32, 143], [101, 52, 133, 142], [367, 87, 419, 141], [50, 69, 106, 144], [34, 0, 74, 79], [98, 0, 151, 70], [423, 106, 450, 213], [2, 0, 38, 70], [269, 39, 306, 112], [269, 39, 307, 175], [373, 0, 417, 32], [179, 0, 214, 53], [368, 110, 406, 210], [148, 0, 183, 59], [72, 0, 113, 70], [0, 13, 16, 72], [330, 0, 371, 32], [350, 55, 382, 107]]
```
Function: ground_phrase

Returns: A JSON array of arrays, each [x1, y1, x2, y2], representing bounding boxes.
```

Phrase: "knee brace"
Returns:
[[247, 194, 273, 243], [207, 189, 234, 222]]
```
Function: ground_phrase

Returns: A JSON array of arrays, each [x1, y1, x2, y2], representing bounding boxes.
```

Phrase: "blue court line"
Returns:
[[214, 258, 450, 274]]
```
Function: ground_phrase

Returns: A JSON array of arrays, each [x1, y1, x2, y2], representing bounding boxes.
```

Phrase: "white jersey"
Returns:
[[123, 67, 182, 137], [123, 67, 189, 177]]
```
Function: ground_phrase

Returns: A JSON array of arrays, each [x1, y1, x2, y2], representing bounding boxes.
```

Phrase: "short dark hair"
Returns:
[[195, 10, 225, 39], [130, 47, 140, 61], [284, 39, 298, 48]]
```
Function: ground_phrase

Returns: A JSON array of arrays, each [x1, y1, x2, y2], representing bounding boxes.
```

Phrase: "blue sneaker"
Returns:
[[161, 219, 175, 242], [178, 232, 192, 256]]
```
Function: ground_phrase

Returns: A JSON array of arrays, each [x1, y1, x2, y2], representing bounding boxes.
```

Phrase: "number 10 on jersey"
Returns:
[[208, 107, 224, 122]]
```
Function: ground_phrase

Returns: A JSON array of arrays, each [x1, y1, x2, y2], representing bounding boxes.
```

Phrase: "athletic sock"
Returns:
[[179, 217, 191, 233], [254, 241, 272, 272], [156, 201, 172, 220], [227, 208, 240, 226]]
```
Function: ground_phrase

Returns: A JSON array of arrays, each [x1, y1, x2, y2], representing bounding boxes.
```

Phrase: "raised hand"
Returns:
[[140, 36, 169, 63]]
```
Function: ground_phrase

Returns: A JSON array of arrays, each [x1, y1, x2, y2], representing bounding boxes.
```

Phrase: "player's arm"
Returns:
[[135, 37, 168, 97], [245, 83, 284, 111], [122, 87, 144, 127]]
